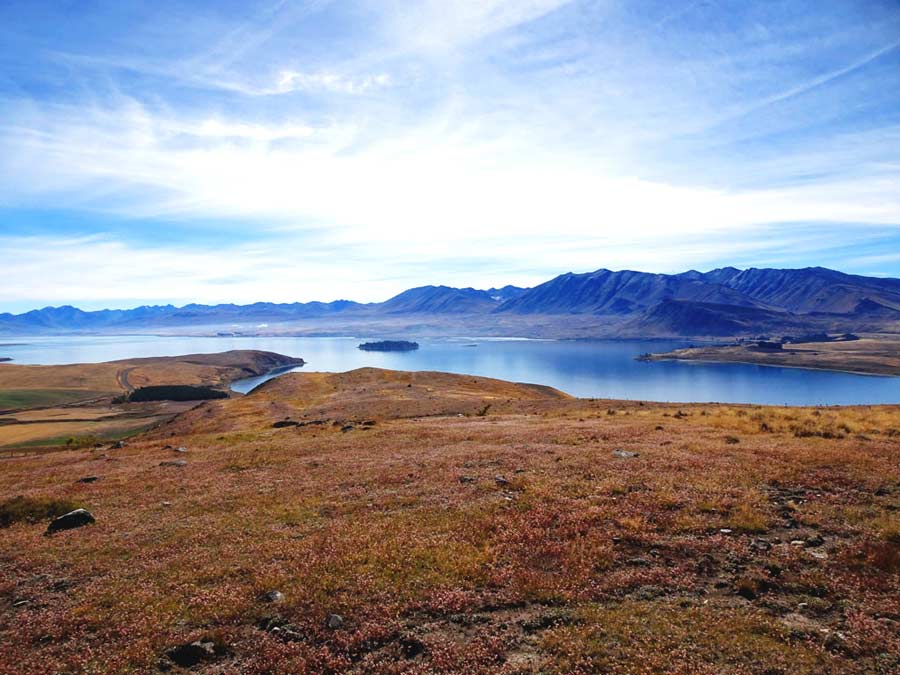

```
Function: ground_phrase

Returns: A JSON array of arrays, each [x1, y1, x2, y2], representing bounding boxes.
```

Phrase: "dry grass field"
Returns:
[[1, 367, 898, 673]]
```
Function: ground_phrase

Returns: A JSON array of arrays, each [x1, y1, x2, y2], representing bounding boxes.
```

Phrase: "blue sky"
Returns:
[[0, 0, 899, 312]]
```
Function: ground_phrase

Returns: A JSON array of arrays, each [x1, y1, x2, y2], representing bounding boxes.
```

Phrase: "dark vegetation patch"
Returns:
[[0, 496, 82, 528], [358, 340, 419, 352], [118, 385, 229, 403]]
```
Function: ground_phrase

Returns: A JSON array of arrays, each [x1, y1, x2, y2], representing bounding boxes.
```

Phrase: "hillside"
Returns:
[[0, 368, 897, 673], [702, 267, 900, 314], [494, 269, 768, 315], [2, 267, 900, 338], [624, 300, 802, 337], [380, 286, 517, 314], [0, 350, 303, 448]]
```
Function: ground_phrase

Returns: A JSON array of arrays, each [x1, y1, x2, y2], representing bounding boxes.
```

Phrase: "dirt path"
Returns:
[[116, 366, 136, 392]]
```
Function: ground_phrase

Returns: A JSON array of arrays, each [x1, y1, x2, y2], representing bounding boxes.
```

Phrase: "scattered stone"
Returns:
[[612, 449, 639, 458], [12, 599, 30, 607], [790, 539, 806, 547], [399, 635, 426, 659], [494, 475, 510, 487], [340, 424, 354, 433], [804, 534, 824, 548], [325, 614, 344, 630], [361, 420, 377, 427], [77, 476, 99, 484], [626, 557, 650, 567], [458, 475, 476, 484], [50, 579, 72, 592], [272, 420, 300, 428], [779, 612, 823, 637], [162, 501, 172, 507], [719, 528, 733, 534], [164, 640, 222, 668], [269, 625, 305, 642], [111, 440, 126, 449], [45, 509, 95, 535], [160, 460, 188, 467], [173, 446, 188, 453], [633, 585, 665, 601], [824, 631, 849, 653], [258, 590, 284, 603], [808, 549, 829, 560]]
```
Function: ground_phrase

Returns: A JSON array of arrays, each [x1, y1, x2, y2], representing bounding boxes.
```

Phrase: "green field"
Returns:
[[0, 389, 105, 411]]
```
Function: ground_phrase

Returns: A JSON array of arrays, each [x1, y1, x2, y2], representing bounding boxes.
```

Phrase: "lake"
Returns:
[[2, 334, 900, 405]]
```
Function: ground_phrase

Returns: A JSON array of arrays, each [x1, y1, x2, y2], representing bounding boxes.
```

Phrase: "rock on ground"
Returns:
[[45, 509, 95, 535]]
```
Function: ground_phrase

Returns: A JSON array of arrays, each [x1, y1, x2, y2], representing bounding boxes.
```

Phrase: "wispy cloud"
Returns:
[[0, 0, 898, 309]]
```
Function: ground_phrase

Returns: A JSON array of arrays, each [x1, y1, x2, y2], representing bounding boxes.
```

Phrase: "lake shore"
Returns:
[[643, 335, 900, 377], [0, 350, 303, 450]]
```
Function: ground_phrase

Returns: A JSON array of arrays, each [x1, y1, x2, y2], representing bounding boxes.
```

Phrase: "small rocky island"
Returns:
[[358, 340, 419, 352]]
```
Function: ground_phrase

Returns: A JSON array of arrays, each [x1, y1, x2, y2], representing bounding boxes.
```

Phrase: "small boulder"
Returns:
[[804, 534, 824, 548], [111, 440, 126, 449], [325, 614, 344, 630], [612, 449, 639, 458], [259, 590, 284, 603], [458, 475, 476, 484], [77, 476, 100, 484], [612, 448, 638, 459], [45, 509, 95, 535], [494, 475, 510, 487], [173, 446, 188, 453]]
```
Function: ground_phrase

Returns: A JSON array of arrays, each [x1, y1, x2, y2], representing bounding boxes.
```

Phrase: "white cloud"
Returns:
[[2, 98, 899, 244], [378, 0, 575, 51], [1, 0, 899, 308]]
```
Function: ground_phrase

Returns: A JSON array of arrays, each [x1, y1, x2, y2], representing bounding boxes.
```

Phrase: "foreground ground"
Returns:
[[1, 367, 899, 673], [645, 334, 900, 376], [0, 351, 302, 450]]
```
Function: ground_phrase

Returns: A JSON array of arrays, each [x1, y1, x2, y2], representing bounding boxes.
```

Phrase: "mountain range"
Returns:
[[3, 267, 900, 338]]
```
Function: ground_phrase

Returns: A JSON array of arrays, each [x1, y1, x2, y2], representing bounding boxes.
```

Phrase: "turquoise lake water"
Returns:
[[2, 334, 899, 405]]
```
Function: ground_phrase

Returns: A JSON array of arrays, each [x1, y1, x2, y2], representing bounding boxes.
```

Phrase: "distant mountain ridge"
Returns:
[[2, 267, 899, 337]]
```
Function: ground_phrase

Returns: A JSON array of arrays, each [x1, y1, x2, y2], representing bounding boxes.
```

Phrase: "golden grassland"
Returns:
[[646, 334, 900, 376], [0, 367, 898, 673], [0, 351, 302, 448]]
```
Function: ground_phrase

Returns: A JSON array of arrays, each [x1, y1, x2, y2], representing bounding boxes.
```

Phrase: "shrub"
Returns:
[[66, 435, 102, 448], [0, 496, 82, 528], [127, 385, 229, 402]]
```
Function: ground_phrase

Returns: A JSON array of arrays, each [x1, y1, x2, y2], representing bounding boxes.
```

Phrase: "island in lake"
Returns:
[[358, 340, 419, 352]]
